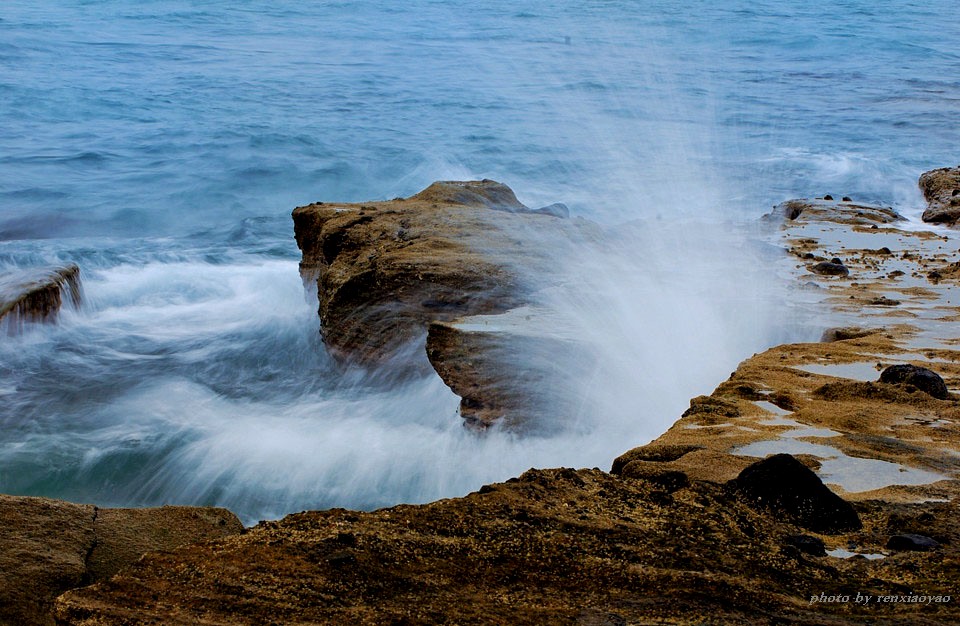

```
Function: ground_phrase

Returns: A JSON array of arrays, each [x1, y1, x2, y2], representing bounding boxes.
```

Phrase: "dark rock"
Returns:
[[784, 534, 827, 557], [810, 261, 849, 276], [886, 533, 940, 552], [730, 454, 861, 534], [878, 364, 949, 400], [823, 195, 834, 201], [869, 296, 900, 306], [842, 196, 852, 202], [919, 167, 960, 224]]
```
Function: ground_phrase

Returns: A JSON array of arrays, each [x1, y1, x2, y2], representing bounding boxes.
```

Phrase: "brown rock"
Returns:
[[0, 495, 241, 626], [53, 469, 960, 625], [919, 166, 960, 224], [292, 180, 593, 365], [0, 265, 81, 333]]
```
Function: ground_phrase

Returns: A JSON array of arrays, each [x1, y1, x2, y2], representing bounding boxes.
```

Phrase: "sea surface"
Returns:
[[1, 1, 958, 523]]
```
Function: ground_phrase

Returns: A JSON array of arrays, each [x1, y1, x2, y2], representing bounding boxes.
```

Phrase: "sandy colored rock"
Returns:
[[0, 495, 242, 626], [292, 180, 591, 364], [919, 166, 960, 224]]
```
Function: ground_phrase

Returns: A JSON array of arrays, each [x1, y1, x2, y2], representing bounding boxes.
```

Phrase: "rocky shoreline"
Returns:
[[4, 168, 960, 624]]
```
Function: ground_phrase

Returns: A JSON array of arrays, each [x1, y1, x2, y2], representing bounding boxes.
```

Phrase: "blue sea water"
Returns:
[[1, 1, 958, 522]]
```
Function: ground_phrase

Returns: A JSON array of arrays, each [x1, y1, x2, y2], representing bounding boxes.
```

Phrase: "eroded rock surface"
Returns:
[[0, 496, 242, 626], [54, 468, 960, 625]]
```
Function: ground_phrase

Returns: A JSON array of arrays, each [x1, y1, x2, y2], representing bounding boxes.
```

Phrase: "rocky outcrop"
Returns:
[[919, 166, 960, 224], [0, 495, 242, 626], [293, 180, 597, 428], [292, 180, 590, 363], [0, 265, 81, 333], [54, 468, 960, 625]]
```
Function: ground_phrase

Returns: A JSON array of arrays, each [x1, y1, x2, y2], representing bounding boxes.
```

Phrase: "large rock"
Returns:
[[878, 364, 950, 400], [294, 180, 598, 427], [0, 265, 81, 333], [765, 199, 902, 225], [0, 495, 242, 626], [729, 453, 862, 534], [919, 166, 960, 224], [292, 180, 588, 364]]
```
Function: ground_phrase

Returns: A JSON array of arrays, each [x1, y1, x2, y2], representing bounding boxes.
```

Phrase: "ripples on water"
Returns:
[[1, 1, 958, 522]]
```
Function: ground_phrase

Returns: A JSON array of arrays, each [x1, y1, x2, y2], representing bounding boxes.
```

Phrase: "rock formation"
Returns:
[[919, 166, 960, 224], [0, 496, 242, 626], [293, 180, 598, 428], [0, 264, 82, 333]]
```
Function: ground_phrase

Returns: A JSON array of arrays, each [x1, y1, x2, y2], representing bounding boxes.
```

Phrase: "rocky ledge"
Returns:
[[47, 169, 960, 625], [0, 496, 242, 626]]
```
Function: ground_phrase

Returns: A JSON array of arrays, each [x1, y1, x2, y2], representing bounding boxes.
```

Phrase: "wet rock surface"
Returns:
[[0, 496, 241, 626], [0, 264, 81, 333]]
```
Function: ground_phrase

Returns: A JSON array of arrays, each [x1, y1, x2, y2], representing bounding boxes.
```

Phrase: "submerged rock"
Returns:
[[730, 453, 862, 534], [919, 166, 960, 224], [0, 495, 241, 626], [878, 364, 949, 400], [0, 264, 81, 333]]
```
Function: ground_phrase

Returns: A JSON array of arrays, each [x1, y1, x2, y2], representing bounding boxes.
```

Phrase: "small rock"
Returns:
[[823, 195, 834, 201], [869, 296, 900, 306], [784, 534, 826, 557], [810, 261, 848, 276], [820, 327, 876, 342], [878, 364, 949, 399], [886, 533, 940, 552], [842, 196, 852, 202], [730, 453, 861, 534]]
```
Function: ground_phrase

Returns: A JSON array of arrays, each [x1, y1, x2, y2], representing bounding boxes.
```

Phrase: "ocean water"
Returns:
[[1, 1, 958, 522]]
